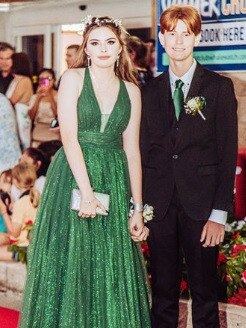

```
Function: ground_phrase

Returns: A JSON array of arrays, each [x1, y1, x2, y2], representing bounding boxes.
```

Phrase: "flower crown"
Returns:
[[79, 15, 122, 35]]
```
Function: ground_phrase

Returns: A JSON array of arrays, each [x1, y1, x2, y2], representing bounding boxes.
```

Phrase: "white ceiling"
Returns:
[[4, 0, 139, 9]]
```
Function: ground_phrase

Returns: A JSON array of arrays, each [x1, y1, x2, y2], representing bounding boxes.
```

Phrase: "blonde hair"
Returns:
[[160, 5, 201, 36], [11, 163, 37, 190], [29, 187, 40, 208], [73, 16, 138, 85]]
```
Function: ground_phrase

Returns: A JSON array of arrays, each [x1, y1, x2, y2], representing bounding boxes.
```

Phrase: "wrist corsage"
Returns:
[[184, 96, 206, 120], [129, 198, 154, 223]]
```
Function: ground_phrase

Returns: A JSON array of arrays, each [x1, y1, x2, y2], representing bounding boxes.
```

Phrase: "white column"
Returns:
[[44, 25, 52, 68], [15, 35, 22, 52], [52, 24, 62, 78]]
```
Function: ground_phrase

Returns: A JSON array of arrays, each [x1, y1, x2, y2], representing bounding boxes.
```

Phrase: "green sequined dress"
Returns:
[[19, 68, 151, 328]]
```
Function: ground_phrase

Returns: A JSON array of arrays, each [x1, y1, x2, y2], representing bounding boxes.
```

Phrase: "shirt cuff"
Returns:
[[208, 209, 227, 225]]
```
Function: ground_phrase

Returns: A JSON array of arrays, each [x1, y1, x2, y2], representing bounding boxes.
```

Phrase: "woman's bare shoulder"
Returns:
[[62, 68, 85, 81], [123, 80, 140, 99], [59, 68, 86, 97], [14, 74, 30, 83], [60, 68, 85, 94]]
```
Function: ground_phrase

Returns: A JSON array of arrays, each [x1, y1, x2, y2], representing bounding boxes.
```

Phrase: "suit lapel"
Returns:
[[157, 71, 171, 130], [175, 63, 205, 146]]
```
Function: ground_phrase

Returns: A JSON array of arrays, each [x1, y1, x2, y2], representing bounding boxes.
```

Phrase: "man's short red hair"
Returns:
[[160, 5, 201, 36]]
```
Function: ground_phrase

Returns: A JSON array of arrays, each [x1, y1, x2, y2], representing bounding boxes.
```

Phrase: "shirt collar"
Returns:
[[169, 60, 197, 88]]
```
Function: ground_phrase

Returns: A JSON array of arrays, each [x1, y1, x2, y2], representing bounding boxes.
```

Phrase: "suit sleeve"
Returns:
[[213, 77, 238, 212]]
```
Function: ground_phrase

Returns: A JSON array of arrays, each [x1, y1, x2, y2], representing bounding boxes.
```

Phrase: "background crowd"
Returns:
[[0, 34, 155, 262]]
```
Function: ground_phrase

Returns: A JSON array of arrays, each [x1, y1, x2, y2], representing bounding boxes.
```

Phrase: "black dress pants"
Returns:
[[148, 189, 220, 328]]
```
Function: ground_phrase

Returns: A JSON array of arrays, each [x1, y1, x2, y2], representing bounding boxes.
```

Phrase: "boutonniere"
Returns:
[[184, 96, 206, 120]]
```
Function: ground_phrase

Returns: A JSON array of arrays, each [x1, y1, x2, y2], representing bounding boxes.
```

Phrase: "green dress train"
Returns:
[[19, 68, 151, 328]]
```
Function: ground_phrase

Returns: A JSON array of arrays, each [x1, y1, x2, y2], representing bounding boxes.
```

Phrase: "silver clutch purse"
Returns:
[[70, 189, 110, 216]]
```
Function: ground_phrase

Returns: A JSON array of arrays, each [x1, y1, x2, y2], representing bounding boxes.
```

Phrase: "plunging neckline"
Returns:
[[87, 68, 121, 131]]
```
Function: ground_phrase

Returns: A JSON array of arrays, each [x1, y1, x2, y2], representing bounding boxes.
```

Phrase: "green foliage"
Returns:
[[8, 244, 28, 264]]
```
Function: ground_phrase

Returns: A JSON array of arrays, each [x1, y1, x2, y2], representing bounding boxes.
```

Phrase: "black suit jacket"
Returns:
[[140, 63, 238, 221]]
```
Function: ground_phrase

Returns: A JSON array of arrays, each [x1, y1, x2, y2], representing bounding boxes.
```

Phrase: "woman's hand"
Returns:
[[129, 211, 149, 242], [36, 85, 48, 96], [78, 197, 107, 218]]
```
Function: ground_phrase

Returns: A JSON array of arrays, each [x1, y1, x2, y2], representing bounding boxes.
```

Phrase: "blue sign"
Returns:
[[157, 0, 246, 71]]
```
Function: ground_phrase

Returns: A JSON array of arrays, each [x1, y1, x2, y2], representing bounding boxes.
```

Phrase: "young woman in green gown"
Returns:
[[19, 16, 151, 328]]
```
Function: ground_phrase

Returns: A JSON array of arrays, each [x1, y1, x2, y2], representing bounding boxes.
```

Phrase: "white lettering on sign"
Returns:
[[222, 0, 246, 15], [199, 21, 246, 46], [161, 0, 220, 17], [200, 0, 220, 17]]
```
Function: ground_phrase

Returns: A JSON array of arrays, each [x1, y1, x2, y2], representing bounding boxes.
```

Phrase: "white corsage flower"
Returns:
[[142, 204, 154, 223], [129, 198, 154, 223]]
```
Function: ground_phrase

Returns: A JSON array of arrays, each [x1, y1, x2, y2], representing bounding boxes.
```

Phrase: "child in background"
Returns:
[[20, 147, 50, 194], [0, 170, 12, 194], [0, 170, 12, 243], [0, 163, 39, 260]]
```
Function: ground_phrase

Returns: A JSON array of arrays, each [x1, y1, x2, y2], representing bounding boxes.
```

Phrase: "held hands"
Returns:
[[129, 211, 149, 242], [200, 221, 225, 247], [78, 197, 107, 218]]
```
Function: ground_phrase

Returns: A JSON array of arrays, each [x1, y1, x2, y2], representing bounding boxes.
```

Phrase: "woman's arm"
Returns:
[[28, 94, 42, 121], [0, 199, 22, 237], [123, 83, 142, 205], [58, 69, 105, 217], [123, 82, 148, 241]]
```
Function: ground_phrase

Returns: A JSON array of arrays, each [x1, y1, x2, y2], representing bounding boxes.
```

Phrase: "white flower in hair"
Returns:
[[79, 15, 92, 35], [78, 15, 122, 35], [94, 17, 100, 25]]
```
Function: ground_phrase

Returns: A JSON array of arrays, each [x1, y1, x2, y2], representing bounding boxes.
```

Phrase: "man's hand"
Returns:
[[200, 221, 225, 247]]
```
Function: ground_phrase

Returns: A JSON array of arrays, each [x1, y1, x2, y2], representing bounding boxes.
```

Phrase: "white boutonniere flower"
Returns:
[[184, 96, 206, 120]]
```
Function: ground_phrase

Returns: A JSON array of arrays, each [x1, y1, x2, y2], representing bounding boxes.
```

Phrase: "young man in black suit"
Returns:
[[141, 5, 238, 328]]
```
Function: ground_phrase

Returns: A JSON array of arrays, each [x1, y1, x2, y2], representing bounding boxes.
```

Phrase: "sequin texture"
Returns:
[[19, 68, 151, 328]]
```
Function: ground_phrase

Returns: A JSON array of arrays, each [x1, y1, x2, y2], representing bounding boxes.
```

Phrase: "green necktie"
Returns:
[[173, 79, 184, 120]]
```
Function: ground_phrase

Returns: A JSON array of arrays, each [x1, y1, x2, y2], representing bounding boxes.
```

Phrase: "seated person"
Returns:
[[0, 169, 12, 194], [20, 147, 50, 194], [0, 170, 12, 244], [0, 163, 39, 261]]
